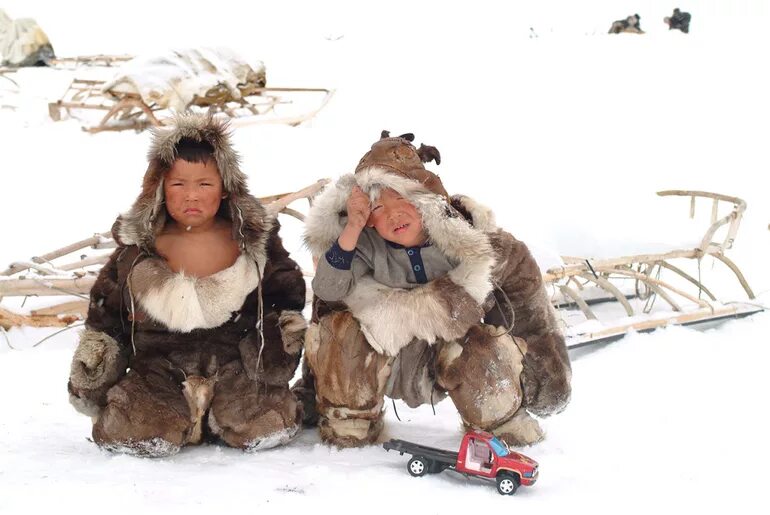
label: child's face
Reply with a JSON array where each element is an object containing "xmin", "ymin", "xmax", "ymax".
[
  {"xmin": 163, "ymin": 159, "xmax": 224, "ymax": 229},
  {"xmin": 368, "ymin": 188, "xmax": 426, "ymax": 247}
]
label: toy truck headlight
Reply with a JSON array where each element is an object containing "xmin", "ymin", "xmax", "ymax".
[{"xmin": 523, "ymin": 468, "xmax": 537, "ymax": 478}]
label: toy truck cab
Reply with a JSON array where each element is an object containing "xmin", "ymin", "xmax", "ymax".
[{"xmin": 456, "ymin": 431, "xmax": 539, "ymax": 493}]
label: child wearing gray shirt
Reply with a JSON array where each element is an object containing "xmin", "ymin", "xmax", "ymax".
[{"xmin": 312, "ymin": 185, "xmax": 457, "ymax": 302}]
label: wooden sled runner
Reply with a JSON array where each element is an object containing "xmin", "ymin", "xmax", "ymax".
[{"xmin": 0, "ymin": 188, "xmax": 764, "ymax": 348}]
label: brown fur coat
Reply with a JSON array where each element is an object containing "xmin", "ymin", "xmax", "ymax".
[
  {"xmin": 304, "ymin": 168, "xmax": 571, "ymax": 417},
  {"xmin": 68, "ymin": 115, "xmax": 306, "ymax": 417}
]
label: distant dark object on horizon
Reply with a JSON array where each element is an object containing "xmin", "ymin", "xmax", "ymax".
[
  {"xmin": 609, "ymin": 14, "xmax": 644, "ymax": 34},
  {"xmin": 664, "ymin": 8, "xmax": 691, "ymax": 33}
]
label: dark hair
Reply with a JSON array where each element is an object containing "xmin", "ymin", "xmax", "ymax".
[{"xmin": 175, "ymin": 137, "xmax": 216, "ymax": 164}]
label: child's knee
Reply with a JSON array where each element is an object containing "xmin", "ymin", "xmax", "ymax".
[
  {"xmin": 436, "ymin": 325, "xmax": 526, "ymax": 428},
  {"xmin": 92, "ymin": 371, "xmax": 191, "ymax": 456},
  {"xmin": 305, "ymin": 310, "xmax": 393, "ymax": 447},
  {"xmin": 305, "ymin": 311, "xmax": 393, "ymax": 411},
  {"xmin": 208, "ymin": 364, "xmax": 301, "ymax": 451}
]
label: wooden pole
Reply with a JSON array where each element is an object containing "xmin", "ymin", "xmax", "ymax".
[
  {"xmin": 31, "ymin": 300, "xmax": 89, "ymax": 317},
  {"xmin": 0, "ymin": 277, "xmax": 95, "ymax": 297},
  {"xmin": 571, "ymin": 305, "xmax": 741, "ymax": 344},
  {"xmin": 1, "ymin": 307, "xmax": 81, "ymax": 330},
  {"xmin": 264, "ymin": 179, "xmax": 330, "ymax": 215},
  {"xmin": 1, "ymin": 233, "xmax": 111, "ymax": 276},
  {"xmin": 558, "ymin": 284, "xmax": 597, "ymax": 320},
  {"xmin": 576, "ymin": 272, "xmax": 635, "ymax": 316},
  {"xmin": 543, "ymin": 249, "xmax": 699, "ymax": 282}
]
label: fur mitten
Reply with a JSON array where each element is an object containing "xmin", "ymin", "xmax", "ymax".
[
  {"xmin": 68, "ymin": 329, "xmax": 128, "ymax": 417},
  {"xmin": 278, "ymin": 310, "xmax": 306, "ymax": 355},
  {"xmin": 239, "ymin": 312, "xmax": 302, "ymax": 386}
]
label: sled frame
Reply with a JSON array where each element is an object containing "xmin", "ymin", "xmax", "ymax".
[
  {"xmin": 48, "ymin": 78, "xmax": 335, "ymax": 133},
  {"xmin": 544, "ymin": 191, "xmax": 761, "ymax": 347}
]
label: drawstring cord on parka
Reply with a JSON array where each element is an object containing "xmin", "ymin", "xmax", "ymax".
[
  {"xmin": 234, "ymin": 204, "xmax": 267, "ymax": 396},
  {"xmin": 126, "ymin": 249, "xmax": 147, "ymax": 357}
]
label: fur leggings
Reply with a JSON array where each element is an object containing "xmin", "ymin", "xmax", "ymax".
[{"xmin": 303, "ymin": 311, "xmax": 544, "ymax": 447}]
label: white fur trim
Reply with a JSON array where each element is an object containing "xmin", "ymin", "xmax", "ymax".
[
  {"xmin": 136, "ymin": 254, "xmax": 260, "ymax": 332},
  {"xmin": 68, "ymin": 394, "xmax": 101, "ymax": 420},
  {"xmin": 344, "ymin": 276, "xmax": 462, "ymax": 356},
  {"xmin": 304, "ymin": 174, "xmax": 356, "ymax": 257},
  {"xmin": 491, "ymin": 409, "xmax": 545, "ymax": 447},
  {"xmin": 244, "ymin": 425, "xmax": 300, "ymax": 451},
  {"xmin": 452, "ymin": 195, "xmax": 497, "ymax": 232},
  {"xmin": 99, "ymin": 438, "xmax": 181, "ymax": 458}
]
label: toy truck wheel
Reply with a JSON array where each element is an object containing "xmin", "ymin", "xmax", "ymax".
[
  {"xmin": 496, "ymin": 473, "xmax": 520, "ymax": 495},
  {"xmin": 408, "ymin": 456, "xmax": 429, "ymax": 477}
]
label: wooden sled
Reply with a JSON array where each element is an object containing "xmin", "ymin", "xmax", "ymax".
[
  {"xmin": 48, "ymin": 78, "xmax": 335, "ymax": 133},
  {"xmin": 544, "ymin": 190, "xmax": 763, "ymax": 349},
  {"xmin": 1, "ymin": 187, "xmax": 763, "ymax": 349}
]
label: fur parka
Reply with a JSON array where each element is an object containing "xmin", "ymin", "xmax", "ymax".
[
  {"xmin": 67, "ymin": 114, "xmax": 306, "ymax": 455},
  {"xmin": 304, "ymin": 138, "xmax": 571, "ymax": 420}
]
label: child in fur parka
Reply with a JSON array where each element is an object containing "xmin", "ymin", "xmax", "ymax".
[
  {"xmin": 67, "ymin": 114, "xmax": 307, "ymax": 457},
  {"xmin": 298, "ymin": 131, "xmax": 572, "ymax": 448}
]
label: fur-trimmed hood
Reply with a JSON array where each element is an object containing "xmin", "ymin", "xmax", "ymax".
[
  {"xmin": 305, "ymin": 168, "xmax": 499, "ymax": 300},
  {"xmin": 112, "ymin": 113, "xmax": 273, "ymax": 266},
  {"xmin": 305, "ymin": 167, "xmax": 500, "ymax": 355}
]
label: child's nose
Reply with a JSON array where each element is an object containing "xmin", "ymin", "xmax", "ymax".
[{"xmin": 184, "ymin": 186, "xmax": 200, "ymax": 201}]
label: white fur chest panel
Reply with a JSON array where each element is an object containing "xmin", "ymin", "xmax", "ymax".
[{"xmin": 132, "ymin": 254, "xmax": 261, "ymax": 333}]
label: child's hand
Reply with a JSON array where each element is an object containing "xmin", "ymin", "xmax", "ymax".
[
  {"xmin": 338, "ymin": 186, "xmax": 370, "ymax": 251},
  {"xmin": 345, "ymin": 186, "xmax": 371, "ymax": 230}
]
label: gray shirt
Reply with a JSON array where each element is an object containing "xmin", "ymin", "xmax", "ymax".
[{"xmin": 312, "ymin": 228, "xmax": 457, "ymax": 302}]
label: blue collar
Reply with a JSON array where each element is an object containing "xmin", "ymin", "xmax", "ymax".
[{"xmin": 385, "ymin": 240, "xmax": 432, "ymax": 250}]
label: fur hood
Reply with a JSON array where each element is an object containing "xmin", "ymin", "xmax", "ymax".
[
  {"xmin": 305, "ymin": 167, "xmax": 500, "ymax": 355},
  {"xmin": 305, "ymin": 168, "xmax": 499, "ymax": 303},
  {"xmin": 112, "ymin": 113, "xmax": 273, "ymax": 267}
]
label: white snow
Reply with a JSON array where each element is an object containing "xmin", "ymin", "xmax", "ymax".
[{"xmin": 1, "ymin": 1, "xmax": 769, "ymax": 513}]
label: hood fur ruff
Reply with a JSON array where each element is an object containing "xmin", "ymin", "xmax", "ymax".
[
  {"xmin": 112, "ymin": 113, "xmax": 273, "ymax": 270},
  {"xmin": 305, "ymin": 167, "xmax": 499, "ymax": 355},
  {"xmin": 111, "ymin": 114, "xmax": 272, "ymax": 333}
]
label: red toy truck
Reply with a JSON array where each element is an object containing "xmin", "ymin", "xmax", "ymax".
[{"xmin": 383, "ymin": 431, "xmax": 539, "ymax": 495}]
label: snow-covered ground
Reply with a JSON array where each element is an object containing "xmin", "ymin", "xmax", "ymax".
[{"xmin": 1, "ymin": 1, "xmax": 769, "ymax": 513}]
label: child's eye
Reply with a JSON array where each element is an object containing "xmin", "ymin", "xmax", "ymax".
[{"xmin": 371, "ymin": 205, "xmax": 382, "ymax": 211}]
